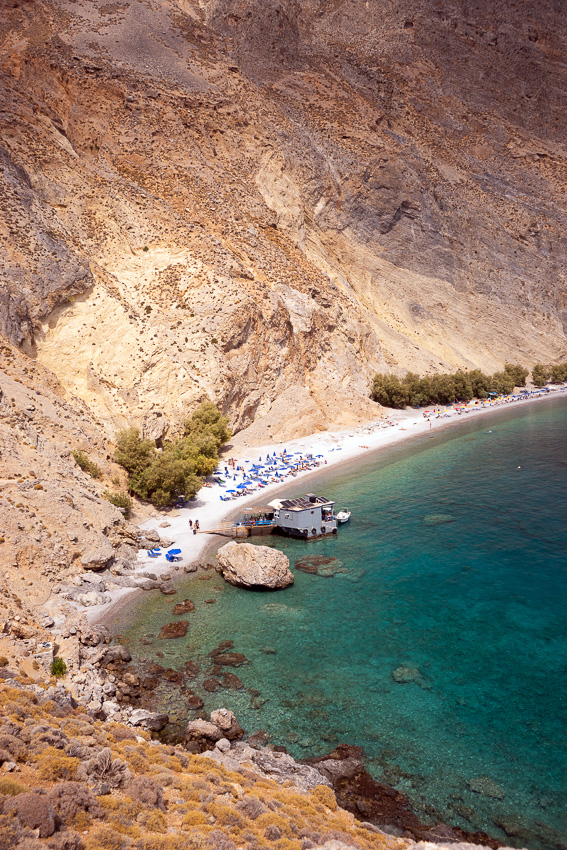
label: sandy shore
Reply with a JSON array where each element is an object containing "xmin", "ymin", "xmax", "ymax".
[{"xmin": 88, "ymin": 387, "xmax": 567, "ymax": 627}]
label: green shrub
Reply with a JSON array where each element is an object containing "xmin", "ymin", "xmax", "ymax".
[
  {"xmin": 115, "ymin": 402, "xmax": 231, "ymax": 508},
  {"xmin": 72, "ymin": 451, "xmax": 102, "ymax": 479},
  {"xmin": 51, "ymin": 657, "xmax": 67, "ymax": 678},
  {"xmin": 104, "ymin": 491, "xmax": 133, "ymax": 516}
]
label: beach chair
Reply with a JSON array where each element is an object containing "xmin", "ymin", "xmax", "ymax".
[{"xmin": 147, "ymin": 550, "xmax": 160, "ymax": 558}]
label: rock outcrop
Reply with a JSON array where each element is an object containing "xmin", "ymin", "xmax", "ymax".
[
  {"xmin": 1, "ymin": 0, "xmax": 566, "ymax": 447},
  {"xmin": 216, "ymin": 541, "xmax": 294, "ymax": 589}
]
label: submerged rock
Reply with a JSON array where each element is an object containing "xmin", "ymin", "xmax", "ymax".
[
  {"xmin": 260, "ymin": 602, "xmax": 303, "ymax": 618},
  {"xmin": 422, "ymin": 513, "xmax": 455, "ymax": 526},
  {"xmin": 468, "ymin": 776, "xmax": 506, "ymax": 799},
  {"xmin": 217, "ymin": 541, "xmax": 294, "ymax": 589},
  {"xmin": 222, "ymin": 672, "xmax": 244, "ymax": 689},
  {"xmin": 392, "ymin": 665, "xmax": 421, "ymax": 684},
  {"xmin": 213, "ymin": 651, "xmax": 248, "ymax": 667},
  {"xmin": 173, "ymin": 599, "xmax": 195, "ymax": 614},
  {"xmin": 158, "ymin": 621, "xmax": 189, "ymax": 640},
  {"xmin": 185, "ymin": 693, "xmax": 204, "ymax": 710}
]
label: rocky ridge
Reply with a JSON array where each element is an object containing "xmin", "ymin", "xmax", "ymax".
[
  {"xmin": 0, "ymin": 665, "xmax": 531, "ymax": 850},
  {"xmin": 1, "ymin": 0, "xmax": 567, "ymax": 444}
]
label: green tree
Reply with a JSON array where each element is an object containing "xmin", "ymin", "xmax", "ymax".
[
  {"xmin": 115, "ymin": 428, "xmax": 156, "ymax": 475},
  {"xmin": 370, "ymin": 363, "xmax": 530, "ymax": 408},
  {"xmin": 531, "ymin": 363, "xmax": 551, "ymax": 387},
  {"xmin": 550, "ymin": 362, "xmax": 567, "ymax": 383},
  {"xmin": 184, "ymin": 400, "xmax": 231, "ymax": 447},
  {"xmin": 489, "ymin": 371, "xmax": 515, "ymax": 396},
  {"xmin": 376, "ymin": 374, "xmax": 411, "ymax": 408},
  {"xmin": 504, "ymin": 363, "xmax": 529, "ymax": 387},
  {"xmin": 115, "ymin": 402, "xmax": 230, "ymax": 507},
  {"xmin": 51, "ymin": 658, "xmax": 67, "ymax": 678}
]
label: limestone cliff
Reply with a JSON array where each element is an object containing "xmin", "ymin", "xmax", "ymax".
[{"xmin": 1, "ymin": 0, "xmax": 566, "ymax": 442}]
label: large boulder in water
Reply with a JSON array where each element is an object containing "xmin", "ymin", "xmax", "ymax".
[{"xmin": 216, "ymin": 541, "xmax": 294, "ymax": 589}]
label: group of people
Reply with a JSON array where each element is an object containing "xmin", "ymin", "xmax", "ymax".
[{"xmin": 188, "ymin": 518, "xmax": 200, "ymax": 534}]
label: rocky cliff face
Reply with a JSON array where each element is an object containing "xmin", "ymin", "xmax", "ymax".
[{"xmin": 1, "ymin": 0, "xmax": 566, "ymax": 442}]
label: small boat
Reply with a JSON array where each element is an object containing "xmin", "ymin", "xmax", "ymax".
[{"xmin": 336, "ymin": 508, "xmax": 351, "ymax": 524}]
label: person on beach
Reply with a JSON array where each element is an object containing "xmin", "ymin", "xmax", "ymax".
[
  {"xmin": 195, "ymin": 519, "xmax": 200, "ymax": 531},
  {"xmin": 188, "ymin": 519, "xmax": 193, "ymax": 528}
]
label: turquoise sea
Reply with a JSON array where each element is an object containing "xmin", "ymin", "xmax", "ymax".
[{"xmin": 117, "ymin": 398, "xmax": 567, "ymax": 849}]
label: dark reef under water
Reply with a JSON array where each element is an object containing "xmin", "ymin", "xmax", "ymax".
[{"xmin": 116, "ymin": 397, "xmax": 567, "ymax": 850}]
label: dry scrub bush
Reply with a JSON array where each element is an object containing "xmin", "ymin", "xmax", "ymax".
[
  {"xmin": 0, "ymin": 778, "xmax": 27, "ymax": 796},
  {"xmin": 84, "ymin": 825, "xmax": 131, "ymax": 850},
  {"xmin": 206, "ymin": 799, "xmax": 245, "ymax": 829},
  {"xmin": 181, "ymin": 809, "xmax": 208, "ymax": 828},
  {"xmin": 255, "ymin": 811, "xmax": 294, "ymax": 839},
  {"xmin": 137, "ymin": 809, "xmax": 167, "ymax": 833},
  {"xmin": 36, "ymin": 746, "xmax": 79, "ymax": 781},
  {"xmin": 108, "ymin": 724, "xmax": 137, "ymax": 742},
  {"xmin": 121, "ymin": 745, "xmax": 150, "ymax": 774},
  {"xmin": 138, "ymin": 836, "xmax": 199, "ymax": 850},
  {"xmin": 312, "ymin": 784, "xmax": 338, "ymax": 811},
  {"xmin": 99, "ymin": 794, "xmax": 142, "ymax": 821},
  {"xmin": 128, "ymin": 775, "xmax": 165, "ymax": 810}
]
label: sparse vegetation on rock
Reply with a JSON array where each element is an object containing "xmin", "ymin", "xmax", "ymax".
[
  {"xmin": 104, "ymin": 491, "xmax": 133, "ymax": 517},
  {"xmin": 72, "ymin": 451, "xmax": 102, "ymax": 479},
  {"xmin": 51, "ymin": 658, "xmax": 67, "ymax": 679},
  {"xmin": 0, "ymin": 682, "xmax": 410, "ymax": 850}
]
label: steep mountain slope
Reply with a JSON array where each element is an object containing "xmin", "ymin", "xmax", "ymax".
[{"xmin": 1, "ymin": 0, "xmax": 566, "ymax": 441}]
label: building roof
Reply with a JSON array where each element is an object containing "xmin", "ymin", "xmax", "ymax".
[{"xmin": 277, "ymin": 495, "xmax": 334, "ymax": 511}]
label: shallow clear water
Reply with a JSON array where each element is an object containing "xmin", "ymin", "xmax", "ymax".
[{"xmin": 117, "ymin": 398, "xmax": 567, "ymax": 849}]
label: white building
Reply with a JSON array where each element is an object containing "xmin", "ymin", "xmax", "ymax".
[{"xmin": 268, "ymin": 494, "xmax": 337, "ymax": 539}]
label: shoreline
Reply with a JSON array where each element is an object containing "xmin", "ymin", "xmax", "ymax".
[{"xmin": 89, "ymin": 387, "xmax": 567, "ymax": 629}]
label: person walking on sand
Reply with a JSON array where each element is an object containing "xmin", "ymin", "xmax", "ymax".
[
  {"xmin": 195, "ymin": 519, "xmax": 200, "ymax": 531},
  {"xmin": 188, "ymin": 518, "xmax": 193, "ymax": 528}
]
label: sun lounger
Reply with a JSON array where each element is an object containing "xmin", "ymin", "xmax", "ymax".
[
  {"xmin": 165, "ymin": 552, "xmax": 182, "ymax": 562},
  {"xmin": 147, "ymin": 550, "xmax": 160, "ymax": 558}
]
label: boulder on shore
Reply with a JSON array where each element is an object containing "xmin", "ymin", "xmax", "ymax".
[
  {"xmin": 210, "ymin": 708, "xmax": 244, "ymax": 740},
  {"xmin": 186, "ymin": 719, "xmax": 222, "ymax": 746},
  {"xmin": 216, "ymin": 541, "xmax": 294, "ymax": 589},
  {"xmin": 129, "ymin": 709, "xmax": 169, "ymax": 732},
  {"xmin": 81, "ymin": 539, "xmax": 114, "ymax": 571}
]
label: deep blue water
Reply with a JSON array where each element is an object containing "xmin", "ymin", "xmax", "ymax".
[{"xmin": 117, "ymin": 398, "xmax": 567, "ymax": 849}]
